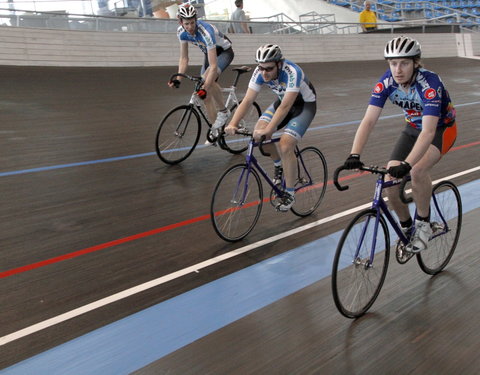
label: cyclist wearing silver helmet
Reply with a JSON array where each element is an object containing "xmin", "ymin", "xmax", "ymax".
[
  {"xmin": 225, "ymin": 44, "xmax": 317, "ymax": 212},
  {"xmin": 343, "ymin": 36, "xmax": 457, "ymax": 252},
  {"xmin": 168, "ymin": 3, "xmax": 234, "ymax": 133}
]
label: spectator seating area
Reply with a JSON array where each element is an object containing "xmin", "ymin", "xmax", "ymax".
[{"xmin": 328, "ymin": 0, "xmax": 480, "ymax": 29}]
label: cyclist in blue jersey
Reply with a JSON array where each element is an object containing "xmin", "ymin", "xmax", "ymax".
[
  {"xmin": 343, "ymin": 36, "xmax": 457, "ymax": 252},
  {"xmin": 225, "ymin": 44, "xmax": 317, "ymax": 212},
  {"xmin": 167, "ymin": 3, "xmax": 235, "ymax": 137}
]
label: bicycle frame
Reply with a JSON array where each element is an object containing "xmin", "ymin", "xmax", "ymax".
[
  {"xmin": 233, "ymin": 136, "xmax": 314, "ymax": 205},
  {"xmin": 354, "ymin": 173, "xmax": 451, "ymax": 266}
]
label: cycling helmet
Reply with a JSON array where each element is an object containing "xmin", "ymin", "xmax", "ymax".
[
  {"xmin": 255, "ymin": 44, "xmax": 283, "ymax": 63},
  {"xmin": 384, "ymin": 36, "xmax": 421, "ymax": 59},
  {"xmin": 177, "ymin": 3, "xmax": 196, "ymax": 19}
]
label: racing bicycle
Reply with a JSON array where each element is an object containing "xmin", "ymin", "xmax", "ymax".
[
  {"xmin": 155, "ymin": 66, "xmax": 261, "ymax": 164},
  {"xmin": 331, "ymin": 165, "xmax": 462, "ymax": 318},
  {"xmin": 211, "ymin": 131, "xmax": 328, "ymax": 242}
]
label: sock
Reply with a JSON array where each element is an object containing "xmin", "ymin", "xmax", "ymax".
[
  {"xmin": 286, "ymin": 187, "xmax": 295, "ymax": 196},
  {"xmin": 400, "ymin": 217, "xmax": 413, "ymax": 228},
  {"xmin": 416, "ymin": 214, "xmax": 430, "ymax": 223},
  {"xmin": 273, "ymin": 159, "xmax": 282, "ymax": 167}
]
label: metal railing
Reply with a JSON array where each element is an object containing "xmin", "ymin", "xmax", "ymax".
[{"xmin": 0, "ymin": 7, "xmax": 477, "ymax": 34}]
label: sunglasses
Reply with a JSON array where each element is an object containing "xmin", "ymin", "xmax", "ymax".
[{"xmin": 257, "ymin": 65, "xmax": 276, "ymax": 72}]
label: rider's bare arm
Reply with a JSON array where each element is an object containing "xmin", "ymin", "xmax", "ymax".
[
  {"xmin": 225, "ymin": 88, "xmax": 258, "ymax": 134},
  {"xmin": 404, "ymin": 115, "xmax": 438, "ymax": 166},
  {"xmin": 265, "ymin": 91, "xmax": 298, "ymax": 135},
  {"xmin": 351, "ymin": 104, "xmax": 383, "ymax": 155},
  {"xmin": 203, "ymin": 48, "xmax": 219, "ymax": 90}
]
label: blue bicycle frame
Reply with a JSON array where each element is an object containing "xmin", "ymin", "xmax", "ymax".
[
  {"xmin": 234, "ymin": 136, "xmax": 313, "ymax": 204},
  {"xmin": 354, "ymin": 172, "xmax": 450, "ymax": 266}
]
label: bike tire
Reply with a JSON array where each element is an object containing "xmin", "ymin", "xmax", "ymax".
[
  {"xmin": 290, "ymin": 146, "xmax": 328, "ymax": 217},
  {"xmin": 332, "ymin": 209, "xmax": 390, "ymax": 318},
  {"xmin": 211, "ymin": 164, "xmax": 263, "ymax": 242},
  {"xmin": 417, "ymin": 180, "xmax": 462, "ymax": 275},
  {"xmin": 155, "ymin": 105, "xmax": 201, "ymax": 165},
  {"xmin": 218, "ymin": 101, "xmax": 261, "ymax": 154}
]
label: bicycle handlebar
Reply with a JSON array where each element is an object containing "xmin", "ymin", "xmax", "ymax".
[
  {"xmin": 334, "ymin": 165, "xmax": 413, "ymax": 203},
  {"xmin": 169, "ymin": 73, "xmax": 204, "ymax": 89},
  {"xmin": 333, "ymin": 165, "xmax": 388, "ymax": 191}
]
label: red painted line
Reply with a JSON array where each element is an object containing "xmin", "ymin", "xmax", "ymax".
[
  {"xmin": 1, "ymin": 141, "xmax": 478, "ymax": 279},
  {"xmin": 0, "ymin": 214, "xmax": 210, "ymax": 279}
]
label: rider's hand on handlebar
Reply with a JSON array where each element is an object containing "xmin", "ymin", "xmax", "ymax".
[
  {"xmin": 344, "ymin": 154, "xmax": 364, "ymax": 170},
  {"xmin": 253, "ymin": 128, "xmax": 271, "ymax": 142},
  {"xmin": 168, "ymin": 79, "xmax": 181, "ymax": 88},
  {"xmin": 388, "ymin": 161, "xmax": 411, "ymax": 178},
  {"xmin": 224, "ymin": 124, "xmax": 237, "ymax": 136}
]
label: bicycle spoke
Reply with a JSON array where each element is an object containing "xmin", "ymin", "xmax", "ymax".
[
  {"xmin": 155, "ymin": 105, "xmax": 201, "ymax": 164},
  {"xmin": 332, "ymin": 209, "xmax": 390, "ymax": 318},
  {"xmin": 291, "ymin": 147, "xmax": 327, "ymax": 217},
  {"xmin": 417, "ymin": 181, "xmax": 462, "ymax": 275},
  {"xmin": 211, "ymin": 164, "xmax": 263, "ymax": 242}
]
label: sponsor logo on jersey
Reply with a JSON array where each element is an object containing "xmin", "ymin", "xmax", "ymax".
[
  {"xmin": 424, "ymin": 88, "xmax": 436, "ymax": 100},
  {"xmin": 393, "ymin": 100, "xmax": 422, "ymax": 111},
  {"xmin": 373, "ymin": 82, "xmax": 384, "ymax": 93}
]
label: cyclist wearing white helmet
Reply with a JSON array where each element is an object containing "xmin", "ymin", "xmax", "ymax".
[
  {"xmin": 225, "ymin": 44, "xmax": 317, "ymax": 212},
  {"xmin": 168, "ymin": 3, "xmax": 234, "ymax": 135},
  {"xmin": 343, "ymin": 36, "xmax": 457, "ymax": 252}
]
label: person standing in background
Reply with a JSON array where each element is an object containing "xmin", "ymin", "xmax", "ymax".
[
  {"xmin": 230, "ymin": 0, "xmax": 250, "ymax": 33},
  {"xmin": 359, "ymin": 0, "xmax": 377, "ymax": 32}
]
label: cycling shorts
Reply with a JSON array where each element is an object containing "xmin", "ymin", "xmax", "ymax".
[
  {"xmin": 201, "ymin": 47, "xmax": 234, "ymax": 76},
  {"xmin": 390, "ymin": 122, "xmax": 457, "ymax": 161},
  {"xmin": 259, "ymin": 100, "xmax": 316, "ymax": 141}
]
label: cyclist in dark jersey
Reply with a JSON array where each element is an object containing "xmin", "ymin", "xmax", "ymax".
[
  {"xmin": 167, "ymin": 3, "xmax": 234, "ymax": 133},
  {"xmin": 343, "ymin": 36, "xmax": 457, "ymax": 252},
  {"xmin": 225, "ymin": 44, "xmax": 317, "ymax": 212}
]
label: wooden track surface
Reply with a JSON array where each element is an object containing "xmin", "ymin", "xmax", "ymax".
[{"xmin": 1, "ymin": 57, "xmax": 479, "ymax": 371}]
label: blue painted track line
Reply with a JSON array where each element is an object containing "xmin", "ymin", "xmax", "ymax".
[
  {"xmin": 2, "ymin": 179, "xmax": 479, "ymax": 375},
  {"xmin": 2, "ymin": 100, "xmax": 478, "ymax": 178}
]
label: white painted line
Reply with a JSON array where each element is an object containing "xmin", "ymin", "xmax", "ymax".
[{"xmin": 1, "ymin": 166, "xmax": 479, "ymax": 346}]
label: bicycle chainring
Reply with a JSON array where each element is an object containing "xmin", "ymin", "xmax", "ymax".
[{"xmin": 395, "ymin": 240, "xmax": 415, "ymax": 264}]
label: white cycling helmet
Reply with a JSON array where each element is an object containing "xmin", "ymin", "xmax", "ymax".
[
  {"xmin": 384, "ymin": 36, "xmax": 421, "ymax": 59},
  {"xmin": 255, "ymin": 44, "xmax": 283, "ymax": 63},
  {"xmin": 177, "ymin": 3, "xmax": 196, "ymax": 19}
]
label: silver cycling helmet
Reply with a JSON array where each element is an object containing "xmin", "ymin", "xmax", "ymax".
[
  {"xmin": 255, "ymin": 44, "xmax": 283, "ymax": 63},
  {"xmin": 177, "ymin": 3, "xmax": 196, "ymax": 19},
  {"xmin": 384, "ymin": 36, "xmax": 421, "ymax": 59}
]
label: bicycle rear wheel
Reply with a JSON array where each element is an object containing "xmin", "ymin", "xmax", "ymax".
[
  {"xmin": 211, "ymin": 164, "xmax": 263, "ymax": 242},
  {"xmin": 417, "ymin": 180, "xmax": 462, "ymax": 275},
  {"xmin": 155, "ymin": 105, "xmax": 201, "ymax": 164},
  {"xmin": 218, "ymin": 101, "xmax": 261, "ymax": 154},
  {"xmin": 290, "ymin": 146, "xmax": 328, "ymax": 217},
  {"xmin": 332, "ymin": 209, "xmax": 390, "ymax": 318}
]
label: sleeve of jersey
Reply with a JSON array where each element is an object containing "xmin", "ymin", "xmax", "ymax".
[
  {"xmin": 285, "ymin": 66, "xmax": 301, "ymax": 93},
  {"xmin": 248, "ymin": 70, "xmax": 263, "ymax": 92},
  {"xmin": 199, "ymin": 23, "xmax": 217, "ymax": 50},
  {"xmin": 177, "ymin": 28, "xmax": 187, "ymax": 43},
  {"xmin": 420, "ymin": 76, "xmax": 442, "ymax": 117},
  {"xmin": 368, "ymin": 73, "xmax": 389, "ymax": 108}
]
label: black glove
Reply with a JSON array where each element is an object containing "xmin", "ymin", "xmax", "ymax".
[
  {"xmin": 388, "ymin": 161, "xmax": 412, "ymax": 178},
  {"xmin": 171, "ymin": 79, "xmax": 181, "ymax": 88},
  {"xmin": 344, "ymin": 154, "xmax": 364, "ymax": 170}
]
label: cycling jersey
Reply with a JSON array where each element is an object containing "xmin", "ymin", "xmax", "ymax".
[
  {"xmin": 177, "ymin": 20, "xmax": 232, "ymax": 55},
  {"xmin": 248, "ymin": 59, "xmax": 316, "ymax": 103},
  {"xmin": 369, "ymin": 68, "xmax": 456, "ymax": 130}
]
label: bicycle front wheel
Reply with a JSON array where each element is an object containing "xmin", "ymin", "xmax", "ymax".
[
  {"xmin": 417, "ymin": 180, "xmax": 462, "ymax": 275},
  {"xmin": 211, "ymin": 164, "xmax": 263, "ymax": 242},
  {"xmin": 155, "ymin": 105, "xmax": 201, "ymax": 164},
  {"xmin": 332, "ymin": 209, "xmax": 390, "ymax": 318},
  {"xmin": 291, "ymin": 146, "xmax": 328, "ymax": 217},
  {"xmin": 219, "ymin": 101, "xmax": 261, "ymax": 154}
]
